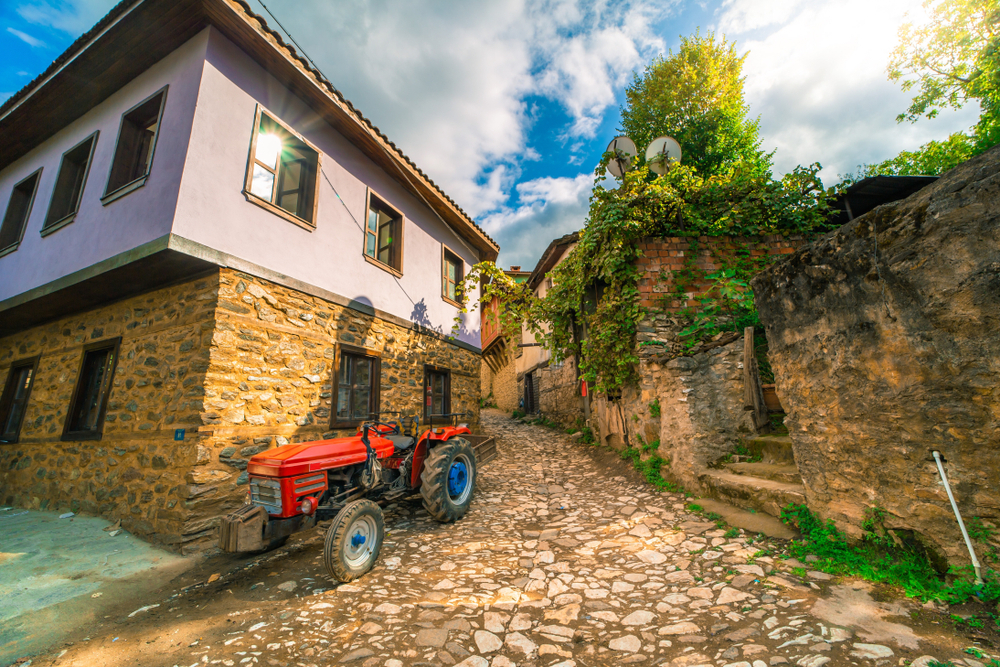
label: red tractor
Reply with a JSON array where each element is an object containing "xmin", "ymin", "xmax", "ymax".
[{"xmin": 219, "ymin": 413, "xmax": 495, "ymax": 581}]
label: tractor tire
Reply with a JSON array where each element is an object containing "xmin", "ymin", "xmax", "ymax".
[
  {"xmin": 323, "ymin": 499, "xmax": 384, "ymax": 582},
  {"xmin": 420, "ymin": 437, "xmax": 476, "ymax": 523}
]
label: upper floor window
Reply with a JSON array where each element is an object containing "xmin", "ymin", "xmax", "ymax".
[
  {"xmin": 43, "ymin": 132, "xmax": 98, "ymax": 236},
  {"xmin": 63, "ymin": 338, "xmax": 120, "ymax": 441},
  {"xmin": 244, "ymin": 108, "xmax": 320, "ymax": 230},
  {"xmin": 103, "ymin": 87, "xmax": 167, "ymax": 202},
  {"xmin": 364, "ymin": 192, "xmax": 403, "ymax": 274},
  {"xmin": 442, "ymin": 246, "xmax": 464, "ymax": 306},
  {"xmin": 0, "ymin": 169, "xmax": 41, "ymax": 257},
  {"xmin": 0, "ymin": 356, "xmax": 39, "ymax": 443}
]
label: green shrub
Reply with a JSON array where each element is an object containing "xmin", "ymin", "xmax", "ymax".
[
  {"xmin": 780, "ymin": 503, "xmax": 1000, "ymax": 605},
  {"xmin": 649, "ymin": 399, "xmax": 661, "ymax": 418},
  {"xmin": 512, "ymin": 409, "xmax": 525, "ymax": 419}
]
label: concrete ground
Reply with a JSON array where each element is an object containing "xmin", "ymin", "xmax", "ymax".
[
  {"xmin": 0, "ymin": 508, "xmax": 191, "ymax": 665},
  {"xmin": 6, "ymin": 410, "xmax": 997, "ymax": 667}
]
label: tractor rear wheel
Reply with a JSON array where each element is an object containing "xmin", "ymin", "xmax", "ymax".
[
  {"xmin": 420, "ymin": 437, "xmax": 476, "ymax": 522},
  {"xmin": 323, "ymin": 499, "xmax": 384, "ymax": 582}
]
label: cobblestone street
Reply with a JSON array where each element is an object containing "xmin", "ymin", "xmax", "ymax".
[{"xmin": 33, "ymin": 411, "xmax": 984, "ymax": 667}]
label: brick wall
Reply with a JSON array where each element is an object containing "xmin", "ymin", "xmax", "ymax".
[{"xmin": 636, "ymin": 235, "xmax": 808, "ymax": 311}]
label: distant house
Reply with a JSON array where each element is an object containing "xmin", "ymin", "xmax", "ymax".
[
  {"xmin": 0, "ymin": 0, "xmax": 498, "ymax": 551},
  {"xmin": 479, "ymin": 233, "xmax": 585, "ymax": 426}
]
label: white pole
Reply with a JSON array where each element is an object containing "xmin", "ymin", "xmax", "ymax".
[{"xmin": 932, "ymin": 450, "xmax": 983, "ymax": 586}]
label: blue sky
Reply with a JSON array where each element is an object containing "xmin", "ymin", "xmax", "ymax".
[{"xmin": 1, "ymin": 0, "xmax": 979, "ymax": 271}]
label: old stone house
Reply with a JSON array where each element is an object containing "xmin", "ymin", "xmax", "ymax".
[
  {"xmin": 0, "ymin": 0, "xmax": 498, "ymax": 552},
  {"xmin": 479, "ymin": 267, "xmax": 529, "ymax": 413}
]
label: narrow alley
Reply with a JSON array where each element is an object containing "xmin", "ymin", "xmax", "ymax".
[{"xmin": 29, "ymin": 412, "xmax": 981, "ymax": 667}]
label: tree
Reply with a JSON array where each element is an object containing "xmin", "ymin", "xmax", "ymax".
[
  {"xmin": 888, "ymin": 0, "xmax": 1000, "ymax": 151},
  {"xmin": 840, "ymin": 131, "xmax": 977, "ymax": 185},
  {"xmin": 620, "ymin": 32, "xmax": 772, "ymax": 179}
]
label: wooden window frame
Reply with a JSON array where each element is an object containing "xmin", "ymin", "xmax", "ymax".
[
  {"xmin": 441, "ymin": 243, "xmax": 465, "ymax": 307},
  {"xmin": 423, "ymin": 364, "xmax": 451, "ymax": 424},
  {"xmin": 0, "ymin": 168, "xmax": 42, "ymax": 258},
  {"xmin": 362, "ymin": 188, "xmax": 404, "ymax": 277},
  {"xmin": 62, "ymin": 337, "xmax": 121, "ymax": 441},
  {"xmin": 0, "ymin": 355, "xmax": 40, "ymax": 444},
  {"xmin": 101, "ymin": 85, "xmax": 169, "ymax": 205},
  {"xmin": 330, "ymin": 344, "xmax": 381, "ymax": 429},
  {"xmin": 242, "ymin": 105, "xmax": 321, "ymax": 231},
  {"xmin": 42, "ymin": 131, "xmax": 99, "ymax": 237}
]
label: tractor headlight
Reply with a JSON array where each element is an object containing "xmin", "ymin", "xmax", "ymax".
[{"xmin": 299, "ymin": 496, "xmax": 316, "ymax": 515}]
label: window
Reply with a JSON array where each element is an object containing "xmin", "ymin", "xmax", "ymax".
[
  {"xmin": 43, "ymin": 132, "xmax": 98, "ymax": 235},
  {"xmin": 63, "ymin": 339, "xmax": 120, "ymax": 440},
  {"xmin": 442, "ymin": 246, "xmax": 464, "ymax": 305},
  {"xmin": 332, "ymin": 346, "xmax": 380, "ymax": 427},
  {"xmin": 0, "ymin": 169, "xmax": 41, "ymax": 256},
  {"xmin": 244, "ymin": 108, "xmax": 319, "ymax": 229},
  {"xmin": 104, "ymin": 87, "xmax": 167, "ymax": 201},
  {"xmin": 0, "ymin": 357, "xmax": 39, "ymax": 443},
  {"xmin": 364, "ymin": 192, "xmax": 403, "ymax": 273},
  {"xmin": 424, "ymin": 366, "xmax": 451, "ymax": 423}
]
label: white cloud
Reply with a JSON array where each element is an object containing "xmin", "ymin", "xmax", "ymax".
[
  {"xmin": 15, "ymin": 0, "xmax": 112, "ymax": 35},
  {"xmin": 480, "ymin": 173, "xmax": 593, "ymax": 268},
  {"xmin": 7, "ymin": 27, "xmax": 46, "ymax": 48},
  {"xmin": 715, "ymin": 0, "xmax": 980, "ymax": 183},
  {"xmin": 247, "ymin": 0, "xmax": 669, "ymax": 216}
]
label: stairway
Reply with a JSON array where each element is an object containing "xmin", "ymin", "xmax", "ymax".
[{"xmin": 698, "ymin": 434, "xmax": 806, "ymax": 520}]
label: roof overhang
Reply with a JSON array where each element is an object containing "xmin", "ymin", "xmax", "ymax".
[
  {"xmin": 0, "ymin": 0, "xmax": 498, "ymax": 261},
  {"xmin": 527, "ymin": 231, "xmax": 579, "ymax": 290},
  {"xmin": 830, "ymin": 175, "xmax": 939, "ymax": 227}
]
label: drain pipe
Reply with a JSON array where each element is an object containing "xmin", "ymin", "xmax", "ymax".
[{"xmin": 932, "ymin": 450, "xmax": 983, "ymax": 586}]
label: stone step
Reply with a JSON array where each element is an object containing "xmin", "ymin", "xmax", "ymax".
[
  {"xmin": 698, "ymin": 469, "xmax": 807, "ymax": 519},
  {"xmin": 691, "ymin": 498, "xmax": 798, "ymax": 540},
  {"xmin": 722, "ymin": 462, "xmax": 802, "ymax": 485},
  {"xmin": 744, "ymin": 434, "xmax": 795, "ymax": 464}
]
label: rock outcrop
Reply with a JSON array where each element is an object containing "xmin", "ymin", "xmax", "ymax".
[{"xmin": 752, "ymin": 145, "xmax": 1000, "ymax": 565}]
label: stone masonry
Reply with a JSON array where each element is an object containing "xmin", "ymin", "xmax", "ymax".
[
  {"xmin": 0, "ymin": 268, "xmax": 482, "ymax": 552},
  {"xmin": 752, "ymin": 145, "xmax": 1000, "ymax": 566}
]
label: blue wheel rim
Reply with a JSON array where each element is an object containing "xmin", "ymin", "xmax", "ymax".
[{"xmin": 448, "ymin": 460, "xmax": 468, "ymax": 498}]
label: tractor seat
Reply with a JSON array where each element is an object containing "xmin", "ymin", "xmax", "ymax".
[{"xmin": 385, "ymin": 435, "xmax": 416, "ymax": 452}]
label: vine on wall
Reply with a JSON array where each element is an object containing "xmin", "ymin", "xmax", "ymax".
[{"xmin": 456, "ymin": 154, "xmax": 835, "ymax": 396}]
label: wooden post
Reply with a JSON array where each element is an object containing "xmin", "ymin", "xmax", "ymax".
[{"xmin": 743, "ymin": 327, "xmax": 771, "ymax": 432}]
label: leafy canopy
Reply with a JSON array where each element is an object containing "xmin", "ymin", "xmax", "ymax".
[{"xmin": 620, "ymin": 31, "xmax": 773, "ymax": 178}]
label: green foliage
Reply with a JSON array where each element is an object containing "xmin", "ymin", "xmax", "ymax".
[
  {"xmin": 687, "ymin": 503, "xmax": 704, "ymax": 512},
  {"xmin": 678, "ymin": 269, "xmax": 755, "ymax": 344},
  {"xmin": 618, "ymin": 446, "xmax": 680, "ymax": 491},
  {"xmin": 641, "ymin": 438, "xmax": 660, "ymax": 454},
  {"xmin": 968, "ymin": 516, "xmax": 996, "ymax": 542},
  {"xmin": 928, "ymin": 661, "xmax": 957, "ymax": 667},
  {"xmin": 579, "ymin": 427, "xmax": 596, "ymax": 445},
  {"xmin": 621, "ymin": 31, "xmax": 772, "ymax": 178},
  {"xmin": 649, "ymin": 398, "xmax": 661, "ymax": 418},
  {"xmin": 888, "ymin": 0, "xmax": 1000, "ymax": 151},
  {"xmin": 724, "ymin": 527, "xmax": 740, "ymax": 539},
  {"xmin": 781, "ymin": 503, "xmax": 1000, "ymax": 605},
  {"xmin": 511, "ymin": 409, "xmax": 525, "ymax": 420}
]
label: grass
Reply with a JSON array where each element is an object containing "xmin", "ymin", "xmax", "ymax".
[
  {"xmin": 780, "ymin": 503, "xmax": 1000, "ymax": 607},
  {"xmin": 618, "ymin": 444, "xmax": 681, "ymax": 492}
]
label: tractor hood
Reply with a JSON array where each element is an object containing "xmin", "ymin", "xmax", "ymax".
[{"xmin": 247, "ymin": 435, "xmax": 395, "ymax": 477}]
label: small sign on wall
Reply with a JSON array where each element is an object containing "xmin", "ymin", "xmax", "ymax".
[{"xmin": 174, "ymin": 429, "xmax": 185, "ymax": 441}]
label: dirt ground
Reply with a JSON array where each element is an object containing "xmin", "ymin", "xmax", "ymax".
[{"xmin": 4, "ymin": 411, "xmax": 998, "ymax": 667}]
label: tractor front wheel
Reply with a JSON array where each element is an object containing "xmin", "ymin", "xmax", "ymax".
[
  {"xmin": 323, "ymin": 499, "xmax": 384, "ymax": 582},
  {"xmin": 420, "ymin": 437, "xmax": 476, "ymax": 522}
]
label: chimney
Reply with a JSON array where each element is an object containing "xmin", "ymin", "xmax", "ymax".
[{"xmin": 510, "ymin": 265, "xmax": 521, "ymax": 271}]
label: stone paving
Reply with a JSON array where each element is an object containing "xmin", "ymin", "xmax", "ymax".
[{"xmin": 39, "ymin": 410, "xmax": 988, "ymax": 667}]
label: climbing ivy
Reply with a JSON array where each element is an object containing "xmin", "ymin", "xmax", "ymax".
[{"xmin": 456, "ymin": 153, "xmax": 835, "ymax": 396}]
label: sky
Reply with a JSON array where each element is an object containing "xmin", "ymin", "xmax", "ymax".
[{"xmin": 0, "ymin": 0, "xmax": 981, "ymax": 271}]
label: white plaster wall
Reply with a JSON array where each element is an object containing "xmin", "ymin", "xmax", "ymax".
[
  {"xmin": 0, "ymin": 31, "xmax": 208, "ymax": 301},
  {"xmin": 172, "ymin": 28, "xmax": 480, "ymax": 346}
]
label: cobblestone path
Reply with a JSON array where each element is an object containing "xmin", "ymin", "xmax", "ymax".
[{"xmin": 41, "ymin": 411, "xmax": 981, "ymax": 667}]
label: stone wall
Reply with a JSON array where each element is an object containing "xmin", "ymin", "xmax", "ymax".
[
  {"xmin": 595, "ymin": 336, "xmax": 752, "ymax": 489},
  {"xmin": 751, "ymin": 145, "xmax": 1000, "ymax": 566},
  {"xmin": 0, "ymin": 274, "xmax": 217, "ymax": 547},
  {"xmin": 536, "ymin": 356, "xmax": 583, "ymax": 428},
  {"xmin": 0, "ymin": 268, "xmax": 483, "ymax": 552},
  {"xmin": 481, "ymin": 356, "xmax": 518, "ymax": 413}
]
